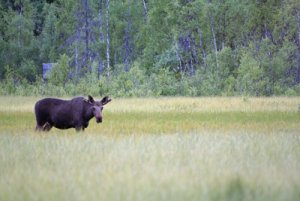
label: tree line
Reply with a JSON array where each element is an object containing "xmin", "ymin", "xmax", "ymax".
[{"xmin": 0, "ymin": 0, "xmax": 300, "ymax": 96}]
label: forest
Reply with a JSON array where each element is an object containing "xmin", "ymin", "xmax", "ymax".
[{"xmin": 0, "ymin": 0, "xmax": 300, "ymax": 97}]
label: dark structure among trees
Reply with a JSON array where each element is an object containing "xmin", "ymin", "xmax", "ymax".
[{"xmin": 42, "ymin": 63, "xmax": 53, "ymax": 79}]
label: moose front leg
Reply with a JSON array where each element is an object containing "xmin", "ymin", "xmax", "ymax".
[
  {"xmin": 74, "ymin": 121, "xmax": 87, "ymax": 132},
  {"xmin": 75, "ymin": 126, "xmax": 84, "ymax": 132},
  {"xmin": 76, "ymin": 122, "xmax": 89, "ymax": 132}
]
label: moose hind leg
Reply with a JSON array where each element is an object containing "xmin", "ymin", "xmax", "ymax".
[
  {"xmin": 35, "ymin": 124, "xmax": 43, "ymax": 131},
  {"xmin": 42, "ymin": 122, "xmax": 52, "ymax": 131}
]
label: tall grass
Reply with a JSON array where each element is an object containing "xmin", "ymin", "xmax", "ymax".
[
  {"xmin": 0, "ymin": 97, "xmax": 300, "ymax": 201},
  {"xmin": 0, "ymin": 96, "xmax": 299, "ymax": 113}
]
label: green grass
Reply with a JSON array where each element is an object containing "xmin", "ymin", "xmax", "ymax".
[{"xmin": 0, "ymin": 96, "xmax": 300, "ymax": 201}]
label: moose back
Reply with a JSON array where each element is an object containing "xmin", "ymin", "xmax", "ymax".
[{"xmin": 35, "ymin": 96, "xmax": 111, "ymax": 131}]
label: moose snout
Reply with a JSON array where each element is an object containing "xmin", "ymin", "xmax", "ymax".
[{"xmin": 96, "ymin": 117, "xmax": 102, "ymax": 123}]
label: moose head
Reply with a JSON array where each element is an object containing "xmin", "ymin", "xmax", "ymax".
[{"xmin": 86, "ymin": 95, "xmax": 112, "ymax": 123}]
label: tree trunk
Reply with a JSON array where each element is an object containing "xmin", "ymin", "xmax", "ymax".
[
  {"xmin": 297, "ymin": 12, "xmax": 300, "ymax": 83},
  {"xmin": 99, "ymin": 0, "xmax": 104, "ymax": 42},
  {"xmin": 124, "ymin": 4, "xmax": 132, "ymax": 72},
  {"xmin": 221, "ymin": 0, "xmax": 226, "ymax": 50},
  {"xmin": 75, "ymin": 36, "xmax": 79, "ymax": 83},
  {"xmin": 207, "ymin": 4, "xmax": 219, "ymax": 69},
  {"xmin": 297, "ymin": 49, "xmax": 300, "ymax": 84},
  {"xmin": 97, "ymin": 0, "xmax": 104, "ymax": 77},
  {"xmin": 191, "ymin": 37, "xmax": 199, "ymax": 65},
  {"xmin": 18, "ymin": 6, "xmax": 23, "ymax": 48},
  {"xmin": 198, "ymin": 29, "xmax": 207, "ymax": 74},
  {"xmin": 98, "ymin": 61, "xmax": 104, "ymax": 79},
  {"xmin": 106, "ymin": 0, "xmax": 110, "ymax": 74},
  {"xmin": 175, "ymin": 41, "xmax": 183, "ymax": 73},
  {"xmin": 142, "ymin": 0, "xmax": 148, "ymax": 23},
  {"xmin": 189, "ymin": 56, "xmax": 195, "ymax": 76},
  {"xmin": 83, "ymin": 0, "xmax": 90, "ymax": 71}
]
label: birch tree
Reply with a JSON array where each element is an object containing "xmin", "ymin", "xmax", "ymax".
[
  {"xmin": 206, "ymin": 0, "xmax": 219, "ymax": 69},
  {"xmin": 124, "ymin": 3, "xmax": 132, "ymax": 72},
  {"xmin": 142, "ymin": 0, "xmax": 148, "ymax": 23}
]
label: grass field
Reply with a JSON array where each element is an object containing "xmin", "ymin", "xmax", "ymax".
[{"xmin": 0, "ymin": 96, "xmax": 300, "ymax": 201}]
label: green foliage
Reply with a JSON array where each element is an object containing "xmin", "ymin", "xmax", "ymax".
[
  {"xmin": 19, "ymin": 60, "xmax": 37, "ymax": 82},
  {"xmin": 48, "ymin": 54, "xmax": 70, "ymax": 86},
  {"xmin": 40, "ymin": 3, "xmax": 59, "ymax": 62},
  {"xmin": 1, "ymin": 65, "xmax": 16, "ymax": 95},
  {"xmin": 110, "ymin": 63, "xmax": 150, "ymax": 97},
  {"xmin": 150, "ymin": 68, "xmax": 178, "ymax": 96},
  {"xmin": 0, "ymin": 0, "xmax": 300, "ymax": 96},
  {"xmin": 223, "ymin": 75, "xmax": 236, "ymax": 96},
  {"xmin": 236, "ymin": 52, "xmax": 266, "ymax": 96}
]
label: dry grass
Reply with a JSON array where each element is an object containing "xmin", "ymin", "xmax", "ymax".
[
  {"xmin": 0, "ymin": 96, "xmax": 300, "ymax": 201},
  {"xmin": 0, "ymin": 96, "xmax": 299, "ymax": 113},
  {"xmin": 0, "ymin": 132, "xmax": 299, "ymax": 201},
  {"xmin": 92, "ymin": 96, "xmax": 300, "ymax": 113}
]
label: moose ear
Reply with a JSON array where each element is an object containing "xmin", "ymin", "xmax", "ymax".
[
  {"xmin": 88, "ymin": 95, "xmax": 95, "ymax": 103},
  {"xmin": 101, "ymin": 96, "xmax": 112, "ymax": 105}
]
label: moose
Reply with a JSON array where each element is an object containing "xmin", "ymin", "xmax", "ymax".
[{"xmin": 34, "ymin": 95, "xmax": 111, "ymax": 131}]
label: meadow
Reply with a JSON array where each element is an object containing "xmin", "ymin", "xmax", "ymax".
[{"xmin": 0, "ymin": 96, "xmax": 300, "ymax": 201}]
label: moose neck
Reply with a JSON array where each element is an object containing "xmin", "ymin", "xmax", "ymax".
[{"xmin": 84, "ymin": 106, "xmax": 95, "ymax": 122}]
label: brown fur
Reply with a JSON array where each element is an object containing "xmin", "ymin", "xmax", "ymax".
[{"xmin": 35, "ymin": 96, "xmax": 111, "ymax": 132}]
